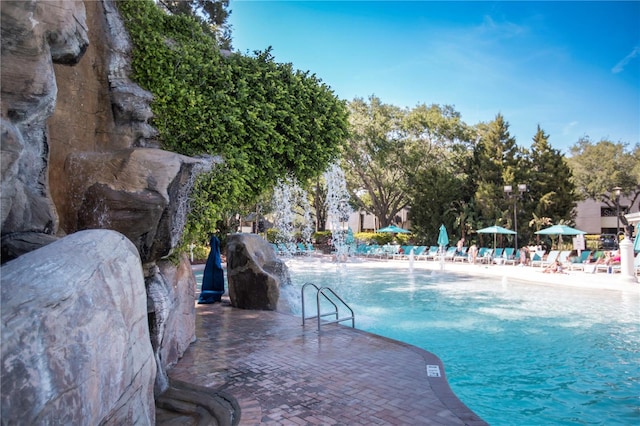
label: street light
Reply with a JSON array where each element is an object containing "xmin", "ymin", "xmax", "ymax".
[
  {"xmin": 504, "ymin": 184, "xmax": 527, "ymax": 256},
  {"xmin": 613, "ymin": 186, "xmax": 621, "ymax": 238}
]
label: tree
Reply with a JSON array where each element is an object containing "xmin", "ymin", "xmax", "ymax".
[
  {"xmin": 408, "ymin": 165, "xmax": 466, "ymax": 243},
  {"xmin": 526, "ymin": 125, "xmax": 577, "ymax": 235},
  {"xmin": 344, "ymin": 96, "xmax": 475, "ymax": 235},
  {"xmin": 118, "ymin": 0, "xmax": 349, "ymax": 246},
  {"xmin": 157, "ymin": 0, "xmax": 233, "ymax": 49},
  {"xmin": 342, "ymin": 96, "xmax": 408, "ymax": 228},
  {"xmin": 528, "ymin": 213, "xmax": 552, "ymax": 244},
  {"xmin": 567, "ymin": 137, "xmax": 639, "ymax": 211},
  {"xmin": 472, "ymin": 114, "xmax": 522, "ymax": 227}
]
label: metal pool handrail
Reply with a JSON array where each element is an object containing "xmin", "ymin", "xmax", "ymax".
[{"xmin": 301, "ymin": 282, "xmax": 355, "ymax": 331}]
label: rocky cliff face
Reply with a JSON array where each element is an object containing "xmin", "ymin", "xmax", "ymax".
[{"xmin": 1, "ymin": 0, "xmax": 214, "ymax": 422}]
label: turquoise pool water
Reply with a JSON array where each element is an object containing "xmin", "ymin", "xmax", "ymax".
[{"xmin": 282, "ymin": 260, "xmax": 640, "ymax": 426}]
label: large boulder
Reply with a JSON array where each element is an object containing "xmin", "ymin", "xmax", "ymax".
[
  {"xmin": 227, "ymin": 234, "xmax": 291, "ymax": 311},
  {"xmin": 1, "ymin": 229, "xmax": 156, "ymax": 424},
  {"xmin": 148, "ymin": 254, "xmax": 197, "ymax": 397}
]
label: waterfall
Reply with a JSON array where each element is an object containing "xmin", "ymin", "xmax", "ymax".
[
  {"xmin": 272, "ymin": 176, "xmax": 314, "ymax": 255},
  {"xmin": 323, "ymin": 163, "xmax": 353, "ymax": 262},
  {"xmin": 171, "ymin": 155, "xmax": 220, "ymax": 247}
]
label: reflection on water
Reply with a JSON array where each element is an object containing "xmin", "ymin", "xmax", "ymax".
[{"xmin": 285, "ymin": 259, "xmax": 640, "ymax": 426}]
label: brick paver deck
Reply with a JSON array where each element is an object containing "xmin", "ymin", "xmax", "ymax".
[{"xmin": 168, "ymin": 300, "xmax": 487, "ymax": 425}]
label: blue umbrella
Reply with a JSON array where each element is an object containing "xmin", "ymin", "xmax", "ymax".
[
  {"xmin": 477, "ymin": 225, "xmax": 517, "ymax": 251},
  {"xmin": 377, "ymin": 225, "xmax": 411, "ymax": 234},
  {"xmin": 535, "ymin": 224, "xmax": 586, "ymax": 236},
  {"xmin": 535, "ymin": 224, "xmax": 586, "ymax": 249},
  {"xmin": 198, "ymin": 235, "xmax": 225, "ymax": 304},
  {"xmin": 635, "ymin": 224, "xmax": 640, "ymax": 253},
  {"xmin": 437, "ymin": 224, "xmax": 449, "ymax": 247}
]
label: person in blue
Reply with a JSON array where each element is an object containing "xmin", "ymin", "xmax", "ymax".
[{"xmin": 197, "ymin": 235, "xmax": 225, "ymax": 304}]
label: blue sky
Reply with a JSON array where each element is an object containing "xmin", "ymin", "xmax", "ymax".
[{"xmin": 228, "ymin": 1, "xmax": 640, "ymax": 153}]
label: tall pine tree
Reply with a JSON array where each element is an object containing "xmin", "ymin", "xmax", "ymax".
[
  {"xmin": 473, "ymin": 114, "xmax": 522, "ymax": 227},
  {"xmin": 528, "ymin": 125, "xmax": 577, "ymax": 226}
]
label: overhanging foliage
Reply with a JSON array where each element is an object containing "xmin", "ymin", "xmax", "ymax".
[{"xmin": 117, "ymin": 0, "xmax": 349, "ymax": 246}]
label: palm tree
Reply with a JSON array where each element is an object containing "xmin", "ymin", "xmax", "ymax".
[{"xmin": 529, "ymin": 213, "xmax": 552, "ymax": 244}]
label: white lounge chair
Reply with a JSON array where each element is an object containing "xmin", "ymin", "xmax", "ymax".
[{"xmin": 532, "ymin": 250, "xmax": 559, "ymax": 268}]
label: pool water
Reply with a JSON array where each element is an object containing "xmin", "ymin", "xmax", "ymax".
[{"xmin": 283, "ymin": 260, "xmax": 640, "ymax": 426}]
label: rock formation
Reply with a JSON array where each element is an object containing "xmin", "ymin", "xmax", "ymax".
[
  {"xmin": 1, "ymin": 0, "xmax": 219, "ymax": 421},
  {"xmin": 1, "ymin": 230, "xmax": 156, "ymax": 424},
  {"xmin": 227, "ymin": 233, "xmax": 291, "ymax": 311}
]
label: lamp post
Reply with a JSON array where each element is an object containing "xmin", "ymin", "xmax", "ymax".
[
  {"xmin": 504, "ymin": 184, "xmax": 527, "ymax": 255},
  {"xmin": 613, "ymin": 186, "xmax": 621, "ymax": 239}
]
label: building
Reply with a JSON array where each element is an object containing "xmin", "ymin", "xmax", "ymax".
[{"xmin": 574, "ymin": 194, "xmax": 638, "ymax": 236}]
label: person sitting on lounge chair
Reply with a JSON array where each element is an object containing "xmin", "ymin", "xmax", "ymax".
[
  {"xmin": 609, "ymin": 249, "xmax": 621, "ymax": 265},
  {"xmin": 543, "ymin": 260, "xmax": 565, "ymax": 274}
]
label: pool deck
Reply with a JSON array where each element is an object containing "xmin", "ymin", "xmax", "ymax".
[
  {"xmin": 168, "ymin": 298, "xmax": 487, "ymax": 425},
  {"xmin": 174, "ymin": 258, "xmax": 638, "ymax": 425}
]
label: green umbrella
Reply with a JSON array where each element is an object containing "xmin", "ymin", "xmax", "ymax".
[
  {"xmin": 477, "ymin": 225, "xmax": 516, "ymax": 251},
  {"xmin": 535, "ymin": 224, "xmax": 586, "ymax": 236},
  {"xmin": 377, "ymin": 225, "xmax": 411, "ymax": 234},
  {"xmin": 437, "ymin": 224, "xmax": 449, "ymax": 247},
  {"xmin": 535, "ymin": 224, "xmax": 586, "ymax": 249}
]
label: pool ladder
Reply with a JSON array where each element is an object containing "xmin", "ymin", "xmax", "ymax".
[{"xmin": 301, "ymin": 282, "xmax": 355, "ymax": 331}]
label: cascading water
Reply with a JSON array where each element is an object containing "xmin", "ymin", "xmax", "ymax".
[
  {"xmin": 272, "ymin": 176, "xmax": 314, "ymax": 255},
  {"xmin": 323, "ymin": 163, "xmax": 353, "ymax": 262},
  {"xmin": 171, "ymin": 155, "xmax": 220, "ymax": 247}
]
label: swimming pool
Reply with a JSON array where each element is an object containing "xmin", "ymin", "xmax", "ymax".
[{"xmin": 282, "ymin": 259, "xmax": 640, "ymax": 426}]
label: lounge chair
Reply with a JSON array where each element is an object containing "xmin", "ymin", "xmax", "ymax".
[
  {"xmin": 581, "ymin": 251, "xmax": 604, "ymax": 273},
  {"xmin": 421, "ymin": 246, "xmax": 439, "ymax": 261},
  {"xmin": 393, "ymin": 245, "xmax": 412, "ymax": 260},
  {"xmin": 453, "ymin": 247, "xmax": 468, "ymax": 262},
  {"xmin": 502, "ymin": 248, "xmax": 516, "ymax": 265},
  {"xmin": 297, "ymin": 242, "xmax": 312, "ymax": 255},
  {"xmin": 566, "ymin": 250, "xmax": 592, "ymax": 271},
  {"xmin": 411, "ymin": 246, "xmax": 427, "ymax": 259},
  {"xmin": 382, "ymin": 244, "xmax": 401, "ymax": 259},
  {"xmin": 471, "ymin": 247, "xmax": 488, "ymax": 264},
  {"xmin": 492, "ymin": 248, "xmax": 504, "ymax": 264},
  {"xmin": 354, "ymin": 244, "xmax": 370, "ymax": 257},
  {"xmin": 480, "ymin": 248, "xmax": 494, "ymax": 264},
  {"xmin": 557, "ymin": 251, "xmax": 571, "ymax": 265},
  {"xmin": 532, "ymin": 250, "xmax": 559, "ymax": 268},
  {"xmin": 595, "ymin": 253, "xmax": 620, "ymax": 273},
  {"xmin": 442, "ymin": 246, "xmax": 457, "ymax": 261},
  {"xmin": 432, "ymin": 246, "xmax": 455, "ymax": 261},
  {"xmin": 366, "ymin": 245, "xmax": 384, "ymax": 258},
  {"xmin": 530, "ymin": 250, "xmax": 546, "ymax": 267}
]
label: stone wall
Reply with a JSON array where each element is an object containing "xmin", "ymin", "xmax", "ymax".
[{"xmin": 1, "ymin": 0, "xmax": 213, "ymax": 421}]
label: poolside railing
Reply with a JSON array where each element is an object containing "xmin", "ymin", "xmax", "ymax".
[{"xmin": 301, "ymin": 282, "xmax": 355, "ymax": 331}]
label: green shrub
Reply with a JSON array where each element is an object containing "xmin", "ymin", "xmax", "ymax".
[
  {"xmin": 191, "ymin": 244, "xmax": 211, "ymax": 262},
  {"xmin": 313, "ymin": 231, "xmax": 332, "ymax": 245}
]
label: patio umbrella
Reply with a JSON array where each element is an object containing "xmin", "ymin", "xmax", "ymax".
[
  {"xmin": 377, "ymin": 225, "xmax": 411, "ymax": 234},
  {"xmin": 437, "ymin": 224, "xmax": 449, "ymax": 247},
  {"xmin": 477, "ymin": 225, "xmax": 516, "ymax": 251},
  {"xmin": 634, "ymin": 224, "xmax": 640, "ymax": 253},
  {"xmin": 198, "ymin": 235, "xmax": 225, "ymax": 304},
  {"xmin": 535, "ymin": 224, "xmax": 586, "ymax": 249}
]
